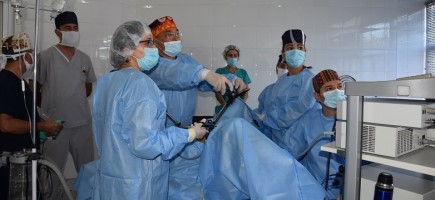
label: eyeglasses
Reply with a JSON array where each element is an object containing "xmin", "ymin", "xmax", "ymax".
[
  {"xmin": 163, "ymin": 31, "xmax": 182, "ymax": 40},
  {"xmin": 157, "ymin": 16, "xmax": 174, "ymax": 22},
  {"xmin": 139, "ymin": 39, "xmax": 155, "ymax": 47}
]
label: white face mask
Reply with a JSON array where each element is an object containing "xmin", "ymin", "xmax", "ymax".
[
  {"xmin": 60, "ymin": 31, "xmax": 80, "ymax": 47},
  {"xmin": 277, "ymin": 68, "xmax": 288, "ymax": 78},
  {"xmin": 23, "ymin": 52, "xmax": 34, "ymax": 72}
]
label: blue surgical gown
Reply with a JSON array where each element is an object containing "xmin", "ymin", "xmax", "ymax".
[
  {"xmin": 199, "ymin": 118, "xmax": 326, "ymax": 200},
  {"xmin": 146, "ymin": 53, "xmax": 236, "ymax": 200},
  {"xmin": 253, "ymin": 83, "xmax": 274, "ymax": 116},
  {"xmin": 275, "ymin": 106, "xmax": 343, "ymax": 199},
  {"xmin": 90, "ymin": 67, "xmax": 190, "ymax": 200},
  {"xmin": 262, "ymin": 68, "xmax": 316, "ymax": 130}
]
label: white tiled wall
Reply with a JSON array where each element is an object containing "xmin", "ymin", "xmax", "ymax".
[{"xmin": 12, "ymin": 0, "xmax": 426, "ymax": 116}]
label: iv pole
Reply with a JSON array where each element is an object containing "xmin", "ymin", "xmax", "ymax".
[
  {"xmin": 32, "ymin": 0, "xmax": 39, "ymax": 200},
  {"xmin": 31, "ymin": 0, "xmax": 40, "ymax": 199}
]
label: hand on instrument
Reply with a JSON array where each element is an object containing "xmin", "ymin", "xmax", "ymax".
[
  {"xmin": 233, "ymin": 77, "xmax": 248, "ymax": 93},
  {"xmin": 189, "ymin": 122, "xmax": 209, "ymax": 140},
  {"xmin": 203, "ymin": 70, "xmax": 233, "ymax": 95}
]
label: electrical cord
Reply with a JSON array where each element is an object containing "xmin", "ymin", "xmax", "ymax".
[
  {"xmin": 324, "ymin": 121, "xmax": 337, "ymax": 192},
  {"xmin": 296, "ymin": 131, "xmax": 334, "ymax": 160},
  {"xmin": 22, "ymin": 81, "xmax": 35, "ymax": 146}
]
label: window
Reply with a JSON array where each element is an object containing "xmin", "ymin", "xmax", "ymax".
[{"xmin": 426, "ymin": 1, "xmax": 435, "ymax": 73}]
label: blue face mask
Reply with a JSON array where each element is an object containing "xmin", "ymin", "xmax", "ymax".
[
  {"xmin": 285, "ymin": 49, "xmax": 305, "ymax": 68},
  {"xmin": 164, "ymin": 40, "xmax": 182, "ymax": 57},
  {"xmin": 135, "ymin": 47, "xmax": 159, "ymax": 71},
  {"xmin": 323, "ymin": 89, "xmax": 346, "ymax": 109},
  {"xmin": 227, "ymin": 58, "xmax": 238, "ymax": 67}
]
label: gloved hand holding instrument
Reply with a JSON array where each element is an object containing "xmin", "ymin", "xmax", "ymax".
[
  {"xmin": 201, "ymin": 86, "xmax": 250, "ymax": 139},
  {"xmin": 166, "ymin": 84, "xmax": 249, "ymax": 140},
  {"xmin": 166, "ymin": 112, "xmax": 209, "ymax": 142}
]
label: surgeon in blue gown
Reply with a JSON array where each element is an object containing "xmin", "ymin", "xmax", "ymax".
[
  {"xmin": 82, "ymin": 21, "xmax": 208, "ymax": 200},
  {"xmin": 147, "ymin": 16, "xmax": 247, "ymax": 200},
  {"xmin": 275, "ymin": 69, "xmax": 346, "ymax": 199},
  {"xmin": 199, "ymin": 98, "xmax": 327, "ymax": 200},
  {"xmin": 255, "ymin": 29, "xmax": 316, "ymax": 139}
]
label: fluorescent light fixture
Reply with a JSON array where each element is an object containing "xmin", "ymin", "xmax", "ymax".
[{"xmin": 51, "ymin": 0, "xmax": 67, "ymax": 11}]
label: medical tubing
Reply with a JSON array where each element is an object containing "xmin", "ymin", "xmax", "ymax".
[
  {"xmin": 166, "ymin": 112, "xmax": 182, "ymax": 128},
  {"xmin": 239, "ymin": 99, "xmax": 261, "ymax": 126},
  {"xmin": 38, "ymin": 158, "xmax": 74, "ymax": 200},
  {"xmin": 324, "ymin": 134, "xmax": 334, "ymax": 191},
  {"xmin": 296, "ymin": 132, "xmax": 333, "ymax": 160}
]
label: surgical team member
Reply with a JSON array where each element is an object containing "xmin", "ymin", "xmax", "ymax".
[
  {"xmin": 276, "ymin": 69, "xmax": 346, "ymax": 199},
  {"xmin": 0, "ymin": 33, "xmax": 63, "ymax": 199},
  {"xmin": 91, "ymin": 21, "xmax": 208, "ymax": 200},
  {"xmin": 147, "ymin": 16, "xmax": 247, "ymax": 200},
  {"xmin": 214, "ymin": 45, "xmax": 251, "ymax": 115},
  {"xmin": 257, "ymin": 29, "xmax": 316, "ymax": 138}
]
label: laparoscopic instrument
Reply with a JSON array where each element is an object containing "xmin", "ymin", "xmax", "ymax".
[{"xmin": 166, "ymin": 87, "xmax": 250, "ymax": 136}]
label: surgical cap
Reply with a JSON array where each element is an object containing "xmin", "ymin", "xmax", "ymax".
[
  {"xmin": 312, "ymin": 69, "xmax": 340, "ymax": 93},
  {"xmin": 222, "ymin": 45, "xmax": 240, "ymax": 59},
  {"xmin": 281, "ymin": 29, "xmax": 306, "ymax": 47},
  {"xmin": 109, "ymin": 21, "xmax": 152, "ymax": 68},
  {"xmin": 55, "ymin": 11, "xmax": 78, "ymax": 29},
  {"xmin": 1, "ymin": 32, "xmax": 32, "ymax": 55},
  {"xmin": 0, "ymin": 32, "xmax": 32, "ymax": 68},
  {"xmin": 149, "ymin": 16, "xmax": 177, "ymax": 37}
]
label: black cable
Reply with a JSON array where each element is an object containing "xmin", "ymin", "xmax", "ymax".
[{"xmin": 324, "ymin": 120, "xmax": 336, "ymax": 192}]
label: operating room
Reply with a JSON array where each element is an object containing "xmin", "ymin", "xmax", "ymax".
[{"xmin": 1, "ymin": 0, "xmax": 435, "ymax": 199}]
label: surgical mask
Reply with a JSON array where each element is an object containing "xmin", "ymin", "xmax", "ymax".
[
  {"xmin": 285, "ymin": 49, "xmax": 305, "ymax": 68},
  {"xmin": 227, "ymin": 58, "xmax": 238, "ymax": 67},
  {"xmin": 134, "ymin": 47, "xmax": 159, "ymax": 71},
  {"xmin": 1, "ymin": 52, "xmax": 34, "ymax": 71},
  {"xmin": 164, "ymin": 40, "xmax": 182, "ymax": 57},
  {"xmin": 60, "ymin": 31, "xmax": 80, "ymax": 47},
  {"xmin": 277, "ymin": 68, "xmax": 288, "ymax": 77},
  {"xmin": 323, "ymin": 89, "xmax": 346, "ymax": 109},
  {"xmin": 23, "ymin": 52, "xmax": 34, "ymax": 72}
]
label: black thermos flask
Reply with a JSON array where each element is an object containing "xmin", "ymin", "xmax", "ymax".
[{"xmin": 373, "ymin": 172, "xmax": 394, "ymax": 200}]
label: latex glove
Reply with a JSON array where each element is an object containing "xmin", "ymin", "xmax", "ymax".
[
  {"xmin": 201, "ymin": 69, "xmax": 233, "ymax": 94},
  {"xmin": 188, "ymin": 122, "xmax": 209, "ymax": 142},
  {"xmin": 233, "ymin": 77, "xmax": 248, "ymax": 92},
  {"xmin": 257, "ymin": 113, "xmax": 265, "ymax": 121}
]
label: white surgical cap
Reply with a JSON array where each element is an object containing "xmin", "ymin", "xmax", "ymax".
[
  {"xmin": 222, "ymin": 44, "xmax": 240, "ymax": 59},
  {"xmin": 110, "ymin": 21, "xmax": 152, "ymax": 68}
]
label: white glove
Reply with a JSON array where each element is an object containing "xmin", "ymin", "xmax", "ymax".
[
  {"xmin": 233, "ymin": 77, "xmax": 249, "ymax": 92},
  {"xmin": 187, "ymin": 122, "xmax": 209, "ymax": 142},
  {"xmin": 201, "ymin": 69, "xmax": 233, "ymax": 94}
]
